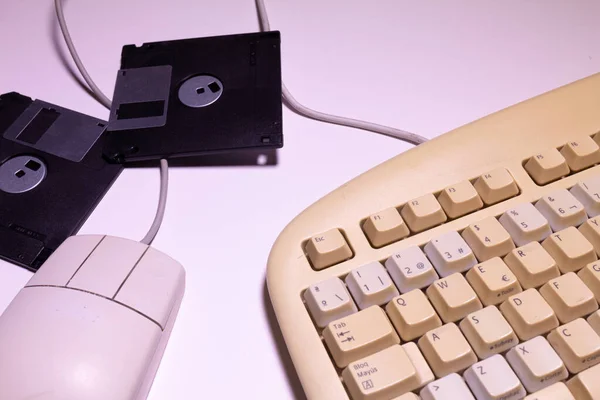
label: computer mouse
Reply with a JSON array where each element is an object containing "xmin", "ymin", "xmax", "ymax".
[{"xmin": 0, "ymin": 234, "xmax": 185, "ymax": 400}]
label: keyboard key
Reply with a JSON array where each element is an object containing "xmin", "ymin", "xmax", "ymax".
[
  {"xmin": 420, "ymin": 373, "xmax": 475, "ymax": 400},
  {"xmin": 459, "ymin": 306, "xmax": 518, "ymax": 359},
  {"xmin": 462, "ymin": 217, "xmax": 516, "ymax": 261},
  {"xmin": 424, "ymin": 231, "xmax": 477, "ymax": 277},
  {"xmin": 341, "ymin": 345, "xmax": 419, "ymax": 400},
  {"xmin": 474, "ymin": 168, "xmax": 519, "ymax": 206},
  {"xmin": 323, "ymin": 306, "xmax": 399, "ymax": 368},
  {"xmin": 303, "ymin": 277, "xmax": 358, "ymax": 328},
  {"xmin": 437, "ymin": 180, "xmax": 483, "ymax": 218},
  {"xmin": 386, "ymin": 289, "xmax": 442, "ymax": 341},
  {"xmin": 346, "ymin": 262, "xmax": 399, "ymax": 309},
  {"xmin": 464, "ymin": 354, "xmax": 526, "ymax": 400},
  {"xmin": 579, "ymin": 216, "xmax": 600, "ymax": 255},
  {"xmin": 500, "ymin": 289, "xmax": 559, "ymax": 340},
  {"xmin": 587, "ymin": 310, "xmax": 600, "ymax": 335},
  {"xmin": 539, "ymin": 272, "xmax": 598, "ymax": 323},
  {"xmin": 391, "ymin": 393, "xmax": 420, "ymax": 400},
  {"xmin": 504, "ymin": 242, "xmax": 560, "ymax": 289},
  {"xmin": 403, "ymin": 341, "xmax": 435, "ymax": 389},
  {"xmin": 363, "ymin": 207, "xmax": 410, "ymax": 248},
  {"xmin": 560, "ymin": 136, "xmax": 600, "ymax": 172},
  {"xmin": 524, "ymin": 383, "xmax": 575, "ymax": 400},
  {"xmin": 542, "ymin": 227, "xmax": 597, "ymax": 273},
  {"xmin": 305, "ymin": 229, "xmax": 353, "ymax": 270},
  {"xmin": 579, "ymin": 262, "xmax": 600, "ymax": 302},
  {"xmin": 385, "ymin": 247, "xmax": 439, "ymax": 293},
  {"xmin": 535, "ymin": 189, "xmax": 587, "ymax": 231},
  {"xmin": 401, "ymin": 193, "xmax": 447, "ymax": 233},
  {"xmin": 571, "ymin": 176, "xmax": 600, "ymax": 217},
  {"xmin": 506, "ymin": 336, "xmax": 568, "ymax": 393},
  {"xmin": 418, "ymin": 323, "xmax": 477, "ymax": 378},
  {"xmin": 426, "ymin": 273, "xmax": 483, "ymax": 323},
  {"xmin": 499, "ymin": 203, "xmax": 552, "ymax": 246},
  {"xmin": 524, "ymin": 149, "xmax": 570, "ymax": 185},
  {"xmin": 466, "ymin": 257, "xmax": 522, "ymax": 306},
  {"xmin": 548, "ymin": 318, "xmax": 600, "ymax": 374},
  {"xmin": 566, "ymin": 363, "xmax": 600, "ymax": 400}
]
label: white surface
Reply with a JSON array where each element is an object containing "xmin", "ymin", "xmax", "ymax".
[{"xmin": 0, "ymin": 1, "xmax": 599, "ymax": 399}]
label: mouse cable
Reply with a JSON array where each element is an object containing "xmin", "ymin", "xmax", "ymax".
[
  {"xmin": 254, "ymin": 0, "xmax": 428, "ymax": 145},
  {"xmin": 55, "ymin": 0, "xmax": 168, "ymax": 246}
]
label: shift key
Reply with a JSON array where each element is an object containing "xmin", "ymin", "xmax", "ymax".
[{"xmin": 323, "ymin": 306, "xmax": 399, "ymax": 368}]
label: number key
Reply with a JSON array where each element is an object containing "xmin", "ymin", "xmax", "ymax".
[
  {"xmin": 570, "ymin": 176, "xmax": 600, "ymax": 217},
  {"xmin": 385, "ymin": 246, "xmax": 439, "ymax": 292},
  {"xmin": 424, "ymin": 231, "xmax": 477, "ymax": 277},
  {"xmin": 535, "ymin": 189, "xmax": 587, "ymax": 231},
  {"xmin": 462, "ymin": 217, "xmax": 515, "ymax": 261},
  {"xmin": 499, "ymin": 202, "xmax": 552, "ymax": 246},
  {"xmin": 346, "ymin": 262, "xmax": 399, "ymax": 309}
]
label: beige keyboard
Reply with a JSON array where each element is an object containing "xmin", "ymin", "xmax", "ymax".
[{"xmin": 267, "ymin": 73, "xmax": 600, "ymax": 400}]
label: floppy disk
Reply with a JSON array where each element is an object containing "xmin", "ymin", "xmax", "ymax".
[
  {"xmin": 0, "ymin": 92, "xmax": 123, "ymax": 271},
  {"xmin": 102, "ymin": 31, "xmax": 283, "ymax": 164}
]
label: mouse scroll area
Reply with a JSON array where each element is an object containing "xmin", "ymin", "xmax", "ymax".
[{"xmin": 0, "ymin": 286, "xmax": 161, "ymax": 400}]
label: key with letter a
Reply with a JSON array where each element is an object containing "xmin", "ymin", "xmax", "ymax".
[{"xmin": 418, "ymin": 323, "xmax": 477, "ymax": 378}]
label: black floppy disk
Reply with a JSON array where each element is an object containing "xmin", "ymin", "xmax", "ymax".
[
  {"xmin": 0, "ymin": 92, "xmax": 123, "ymax": 271},
  {"xmin": 102, "ymin": 31, "xmax": 283, "ymax": 163}
]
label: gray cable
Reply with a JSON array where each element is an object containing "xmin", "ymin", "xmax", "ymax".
[
  {"xmin": 54, "ymin": 0, "xmax": 169, "ymax": 245},
  {"xmin": 255, "ymin": 0, "xmax": 428, "ymax": 145},
  {"xmin": 54, "ymin": 0, "xmax": 112, "ymax": 109}
]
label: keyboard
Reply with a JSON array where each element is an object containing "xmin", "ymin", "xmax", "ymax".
[{"xmin": 267, "ymin": 72, "xmax": 600, "ymax": 400}]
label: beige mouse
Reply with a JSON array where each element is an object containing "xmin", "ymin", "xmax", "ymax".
[{"xmin": 0, "ymin": 234, "xmax": 185, "ymax": 400}]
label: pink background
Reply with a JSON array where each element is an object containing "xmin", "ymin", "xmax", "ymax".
[{"xmin": 1, "ymin": 1, "xmax": 599, "ymax": 398}]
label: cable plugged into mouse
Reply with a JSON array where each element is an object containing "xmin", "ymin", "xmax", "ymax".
[{"xmin": 0, "ymin": 235, "xmax": 185, "ymax": 400}]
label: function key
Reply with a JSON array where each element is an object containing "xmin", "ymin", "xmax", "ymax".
[
  {"xmin": 400, "ymin": 193, "xmax": 447, "ymax": 233},
  {"xmin": 303, "ymin": 277, "xmax": 357, "ymax": 328},
  {"xmin": 570, "ymin": 176, "xmax": 600, "ymax": 217},
  {"xmin": 304, "ymin": 228, "xmax": 352, "ymax": 270},
  {"xmin": 437, "ymin": 180, "xmax": 483, "ymax": 218},
  {"xmin": 524, "ymin": 149, "xmax": 570, "ymax": 185},
  {"xmin": 362, "ymin": 207, "xmax": 409, "ymax": 248},
  {"xmin": 473, "ymin": 168, "xmax": 519, "ymax": 206},
  {"xmin": 560, "ymin": 136, "xmax": 600, "ymax": 172}
]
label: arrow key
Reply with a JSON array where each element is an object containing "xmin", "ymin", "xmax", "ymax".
[{"xmin": 420, "ymin": 373, "xmax": 475, "ymax": 400}]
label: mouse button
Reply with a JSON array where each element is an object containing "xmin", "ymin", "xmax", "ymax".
[
  {"xmin": 115, "ymin": 247, "xmax": 185, "ymax": 328},
  {"xmin": 26, "ymin": 235, "xmax": 104, "ymax": 287},
  {"xmin": 67, "ymin": 236, "xmax": 148, "ymax": 298}
]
